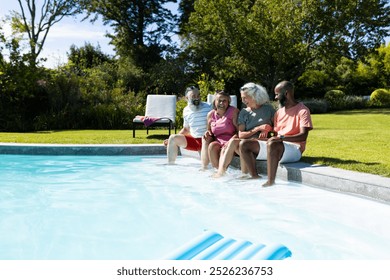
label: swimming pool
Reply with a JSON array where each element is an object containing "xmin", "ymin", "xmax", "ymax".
[{"xmin": 1, "ymin": 154, "xmax": 390, "ymax": 260}]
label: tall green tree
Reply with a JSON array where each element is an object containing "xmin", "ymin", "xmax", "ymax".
[
  {"xmin": 83, "ymin": 0, "xmax": 178, "ymax": 70},
  {"xmin": 67, "ymin": 42, "xmax": 112, "ymax": 72},
  {"xmin": 182, "ymin": 0, "xmax": 390, "ymax": 93},
  {"xmin": 300, "ymin": 0, "xmax": 390, "ymax": 61},
  {"xmin": 11, "ymin": 0, "xmax": 82, "ymax": 67},
  {"xmin": 183, "ymin": 0, "xmax": 306, "ymax": 91},
  {"xmin": 0, "ymin": 27, "xmax": 49, "ymax": 131},
  {"xmin": 353, "ymin": 43, "xmax": 390, "ymax": 93},
  {"xmin": 178, "ymin": 0, "xmax": 195, "ymax": 34}
]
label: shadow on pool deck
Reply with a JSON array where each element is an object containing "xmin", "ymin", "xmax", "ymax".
[{"xmin": 1, "ymin": 143, "xmax": 389, "ymax": 204}]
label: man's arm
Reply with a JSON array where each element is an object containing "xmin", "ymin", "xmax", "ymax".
[{"xmin": 274, "ymin": 126, "xmax": 312, "ymax": 142}]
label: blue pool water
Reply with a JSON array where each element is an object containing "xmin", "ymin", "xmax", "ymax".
[{"xmin": 1, "ymin": 154, "xmax": 390, "ymax": 260}]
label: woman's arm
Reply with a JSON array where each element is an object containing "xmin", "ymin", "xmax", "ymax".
[{"xmin": 239, "ymin": 124, "xmax": 273, "ymax": 139}]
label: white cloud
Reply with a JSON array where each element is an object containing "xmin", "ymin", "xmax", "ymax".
[
  {"xmin": 48, "ymin": 22, "xmax": 108, "ymax": 40},
  {"xmin": 41, "ymin": 21, "xmax": 114, "ymax": 68}
]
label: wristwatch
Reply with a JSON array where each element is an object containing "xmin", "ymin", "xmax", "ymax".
[{"xmin": 279, "ymin": 135, "xmax": 285, "ymax": 140}]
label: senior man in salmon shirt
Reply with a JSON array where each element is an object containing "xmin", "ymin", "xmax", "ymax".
[{"xmin": 239, "ymin": 80, "xmax": 313, "ymax": 186}]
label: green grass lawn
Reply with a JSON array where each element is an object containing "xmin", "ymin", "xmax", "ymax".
[
  {"xmin": 0, "ymin": 108, "xmax": 389, "ymax": 177},
  {"xmin": 0, "ymin": 129, "xmax": 165, "ymax": 144},
  {"xmin": 302, "ymin": 108, "xmax": 390, "ymax": 177}
]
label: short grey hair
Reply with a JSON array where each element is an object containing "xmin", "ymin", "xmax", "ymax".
[{"xmin": 240, "ymin": 82, "xmax": 269, "ymax": 105}]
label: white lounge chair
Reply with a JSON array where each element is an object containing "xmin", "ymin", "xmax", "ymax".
[
  {"xmin": 132, "ymin": 95, "xmax": 177, "ymax": 138},
  {"xmin": 207, "ymin": 94, "xmax": 238, "ymax": 108}
]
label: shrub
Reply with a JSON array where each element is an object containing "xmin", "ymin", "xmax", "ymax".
[
  {"xmin": 197, "ymin": 73, "xmax": 225, "ymax": 100},
  {"xmin": 369, "ymin": 88, "xmax": 390, "ymax": 107},
  {"xmin": 302, "ymin": 99, "xmax": 328, "ymax": 113},
  {"xmin": 343, "ymin": 95, "xmax": 368, "ymax": 110},
  {"xmin": 324, "ymin": 89, "xmax": 345, "ymax": 100},
  {"xmin": 175, "ymin": 97, "xmax": 187, "ymax": 129},
  {"xmin": 324, "ymin": 90, "xmax": 346, "ymax": 111},
  {"xmin": 269, "ymin": 101, "xmax": 279, "ymax": 111}
]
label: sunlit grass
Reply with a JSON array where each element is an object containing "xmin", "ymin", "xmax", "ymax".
[
  {"xmin": 0, "ymin": 129, "xmax": 166, "ymax": 144},
  {"xmin": 302, "ymin": 108, "xmax": 390, "ymax": 177},
  {"xmin": 0, "ymin": 108, "xmax": 389, "ymax": 177}
]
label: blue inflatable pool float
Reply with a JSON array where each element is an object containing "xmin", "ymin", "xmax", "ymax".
[{"xmin": 165, "ymin": 231, "xmax": 292, "ymax": 260}]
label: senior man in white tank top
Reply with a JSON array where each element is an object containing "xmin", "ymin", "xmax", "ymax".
[{"xmin": 164, "ymin": 86, "xmax": 211, "ymax": 166}]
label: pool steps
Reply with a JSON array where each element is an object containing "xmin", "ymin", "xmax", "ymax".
[{"xmin": 165, "ymin": 231, "xmax": 292, "ymax": 260}]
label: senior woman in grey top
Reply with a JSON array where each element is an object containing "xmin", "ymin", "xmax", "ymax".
[{"xmin": 213, "ymin": 82, "xmax": 275, "ymax": 177}]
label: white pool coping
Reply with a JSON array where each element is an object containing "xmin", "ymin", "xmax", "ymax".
[{"xmin": 1, "ymin": 143, "xmax": 389, "ymax": 204}]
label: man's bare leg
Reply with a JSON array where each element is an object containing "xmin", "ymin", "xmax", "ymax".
[
  {"xmin": 167, "ymin": 134, "xmax": 187, "ymax": 164},
  {"xmin": 200, "ymin": 136, "xmax": 212, "ymax": 170},
  {"xmin": 262, "ymin": 141, "xmax": 284, "ymax": 186}
]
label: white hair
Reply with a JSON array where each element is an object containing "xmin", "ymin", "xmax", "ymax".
[{"xmin": 240, "ymin": 82, "xmax": 269, "ymax": 105}]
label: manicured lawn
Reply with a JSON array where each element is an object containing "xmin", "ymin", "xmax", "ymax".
[
  {"xmin": 0, "ymin": 129, "xmax": 165, "ymax": 144},
  {"xmin": 0, "ymin": 108, "xmax": 389, "ymax": 177},
  {"xmin": 302, "ymin": 108, "xmax": 390, "ymax": 177}
]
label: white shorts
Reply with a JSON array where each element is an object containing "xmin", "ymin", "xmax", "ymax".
[
  {"xmin": 256, "ymin": 140, "xmax": 268, "ymax": 160},
  {"xmin": 256, "ymin": 140, "xmax": 302, "ymax": 163}
]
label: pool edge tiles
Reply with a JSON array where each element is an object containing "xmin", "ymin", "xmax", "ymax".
[
  {"xmin": 179, "ymin": 147, "xmax": 390, "ymax": 204},
  {"xmin": 1, "ymin": 143, "xmax": 390, "ymax": 204},
  {"xmin": 0, "ymin": 143, "xmax": 166, "ymax": 156},
  {"xmin": 231, "ymin": 157, "xmax": 390, "ymax": 204}
]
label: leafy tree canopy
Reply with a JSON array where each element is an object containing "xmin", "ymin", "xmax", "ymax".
[
  {"xmin": 82, "ymin": 0, "xmax": 178, "ymax": 69},
  {"xmin": 182, "ymin": 0, "xmax": 390, "ymax": 92}
]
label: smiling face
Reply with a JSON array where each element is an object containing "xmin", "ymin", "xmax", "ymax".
[
  {"xmin": 187, "ymin": 90, "xmax": 201, "ymax": 106},
  {"xmin": 240, "ymin": 91, "xmax": 256, "ymax": 108},
  {"xmin": 214, "ymin": 93, "xmax": 230, "ymax": 111}
]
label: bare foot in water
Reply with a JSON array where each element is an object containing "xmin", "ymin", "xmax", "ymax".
[
  {"xmin": 237, "ymin": 174, "xmax": 251, "ymax": 179},
  {"xmin": 238, "ymin": 174, "xmax": 261, "ymax": 180},
  {"xmin": 262, "ymin": 181, "xmax": 274, "ymax": 187},
  {"xmin": 212, "ymin": 172, "xmax": 225, "ymax": 178}
]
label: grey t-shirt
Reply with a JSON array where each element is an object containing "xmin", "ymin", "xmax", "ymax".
[{"xmin": 238, "ymin": 103, "xmax": 275, "ymax": 137}]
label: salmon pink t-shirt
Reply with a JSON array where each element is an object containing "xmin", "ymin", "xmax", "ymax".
[{"xmin": 273, "ymin": 102, "xmax": 313, "ymax": 153}]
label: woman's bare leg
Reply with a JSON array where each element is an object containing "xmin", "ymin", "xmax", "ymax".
[
  {"xmin": 214, "ymin": 139, "xmax": 240, "ymax": 176},
  {"xmin": 239, "ymin": 139, "xmax": 260, "ymax": 178},
  {"xmin": 208, "ymin": 142, "xmax": 222, "ymax": 169}
]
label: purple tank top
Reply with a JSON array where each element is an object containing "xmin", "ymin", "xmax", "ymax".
[{"xmin": 210, "ymin": 106, "xmax": 236, "ymax": 145}]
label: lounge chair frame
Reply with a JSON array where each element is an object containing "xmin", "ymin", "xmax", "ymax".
[{"xmin": 132, "ymin": 95, "xmax": 177, "ymax": 138}]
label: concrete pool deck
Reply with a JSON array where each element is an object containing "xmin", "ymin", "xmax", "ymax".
[{"xmin": 1, "ymin": 143, "xmax": 389, "ymax": 204}]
